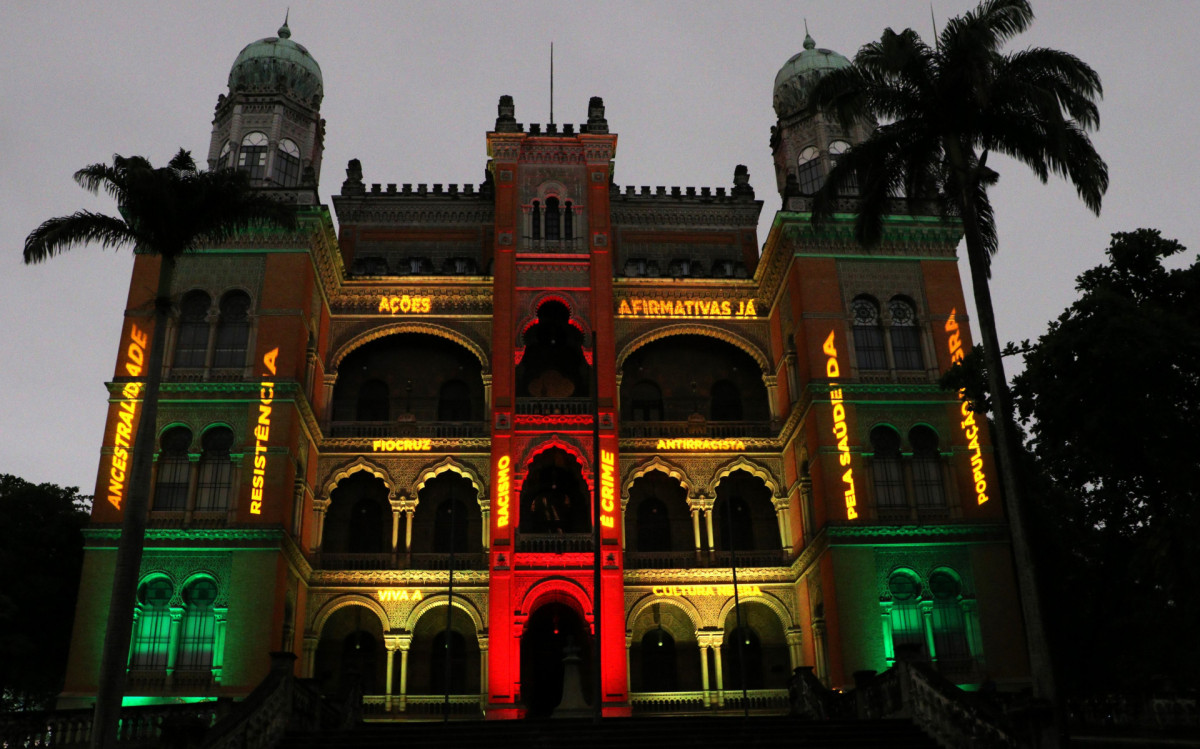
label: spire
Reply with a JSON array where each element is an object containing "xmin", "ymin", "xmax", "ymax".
[{"xmin": 278, "ymin": 9, "xmax": 291, "ymax": 39}]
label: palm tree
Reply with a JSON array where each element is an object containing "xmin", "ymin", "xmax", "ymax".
[
  {"xmin": 24, "ymin": 149, "xmax": 296, "ymax": 749},
  {"xmin": 809, "ymin": 0, "xmax": 1107, "ymax": 710}
]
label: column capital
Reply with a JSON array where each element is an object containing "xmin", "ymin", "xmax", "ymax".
[{"xmin": 785, "ymin": 627, "xmax": 804, "ymax": 646}]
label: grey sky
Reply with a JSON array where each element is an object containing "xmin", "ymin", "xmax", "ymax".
[{"xmin": 2, "ymin": 1, "xmax": 1196, "ymax": 493}]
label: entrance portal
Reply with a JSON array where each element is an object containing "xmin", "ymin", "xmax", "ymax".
[{"xmin": 520, "ymin": 602, "xmax": 591, "ymax": 717}]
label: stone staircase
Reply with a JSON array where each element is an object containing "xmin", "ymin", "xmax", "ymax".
[{"xmin": 279, "ymin": 715, "xmax": 940, "ymax": 749}]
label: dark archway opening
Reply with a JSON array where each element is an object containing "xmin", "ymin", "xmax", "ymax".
[
  {"xmin": 520, "ymin": 602, "xmax": 591, "ymax": 717},
  {"xmin": 637, "ymin": 497, "xmax": 672, "ymax": 552},
  {"xmin": 519, "ymin": 448, "xmax": 591, "ymax": 534},
  {"xmin": 431, "ymin": 630, "xmax": 468, "ymax": 694},
  {"xmin": 640, "ymin": 629, "xmax": 678, "ymax": 692},
  {"xmin": 323, "ymin": 472, "xmax": 390, "ymax": 554},
  {"xmin": 517, "ymin": 301, "xmax": 590, "ymax": 398},
  {"xmin": 724, "ymin": 626, "xmax": 764, "ymax": 690}
]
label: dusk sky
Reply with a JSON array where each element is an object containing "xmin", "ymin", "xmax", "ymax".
[{"xmin": 2, "ymin": 1, "xmax": 1196, "ymax": 493}]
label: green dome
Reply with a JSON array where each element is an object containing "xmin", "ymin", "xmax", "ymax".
[
  {"xmin": 773, "ymin": 33, "xmax": 850, "ymax": 119},
  {"xmin": 228, "ymin": 21, "xmax": 323, "ymax": 106}
]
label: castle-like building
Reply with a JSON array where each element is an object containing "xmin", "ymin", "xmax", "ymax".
[{"xmin": 62, "ymin": 23, "xmax": 1029, "ymax": 718}]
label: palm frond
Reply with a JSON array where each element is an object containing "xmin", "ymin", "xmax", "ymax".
[
  {"xmin": 73, "ymin": 162, "xmax": 127, "ymax": 201},
  {"xmin": 1000, "ymin": 48, "xmax": 1102, "ymax": 129},
  {"xmin": 23, "ymin": 212, "xmax": 138, "ymax": 264},
  {"xmin": 168, "ymin": 148, "xmax": 196, "ymax": 174}
]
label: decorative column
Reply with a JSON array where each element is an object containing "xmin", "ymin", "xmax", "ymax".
[
  {"xmin": 165, "ymin": 608, "xmax": 184, "ymax": 681},
  {"xmin": 384, "ymin": 636, "xmax": 401, "ymax": 712},
  {"xmin": 183, "ymin": 455, "xmax": 201, "ymax": 523},
  {"xmin": 762, "ymin": 374, "xmax": 780, "ymax": 421},
  {"xmin": 127, "ymin": 609, "xmax": 141, "ymax": 667},
  {"xmin": 313, "ymin": 498, "xmax": 330, "ymax": 550},
  {"xmin": 785, "ymin": 627, "xmax": 805, "ymax": 670},
  {"xmin": 712, "ymin": 642, "xmax": 725, "ymax": 707},
  {"xmin": 625, "ymin": 632, "xmax": 633, "ymax": 690},
  {"xmin": 962, "ymin": 598, "xmax": 985, "ymax": 667},
  {"xmin": 772, "ymin": 497, "xmax": 791, "ymax": 549},
  {"xmin": 398, "ymin": 635, "xmax": 412, "ymax": 710},
  {"xmin": 921, "ymin": 601, "xmax": 938, "ymax": 664},
  {"xmin": 404, "ymin": 509, "xmax": 414, "ymax": 552},
  {"xmin": 698, "ymin": 644, "xmax": 711, "ymax": 707},
  {"xmin": 691, "ymin": 507, "xmax": 702, "ymax": 552},
  {"xmin": 811, "ymin": 617, "xmax": 829, "ymax": 687},
  {"xmin": 704, "ymin": 505, "xmax": 715, "ymax": 552},
  {"xmin": 481, "ymin": 506, "xmax": 491, "ymax": 549},
  {"xmin": 798, "ymin": 477, "xmax": 814, "ymax": 544},
  {"xmin": 321, "ymin": 375, "xmax": 337, "ymax": 424},
  {"xmin": 880, "ymin": 602, "xmax": 896, "ymax": 666},
  {"xmin": 212, "ymin": 608, "xmax": 228, "ymax": 684},
  {"xmin": 478, "ymin": 634, "xmax": 489, "ymax": 706},
  {"xmin": 302, "ymin": 635, "xmax": 319, "ymax": 678},
  {"xmin": 390, "ymin": 507, "xmax": 401, "ymax": 553}
]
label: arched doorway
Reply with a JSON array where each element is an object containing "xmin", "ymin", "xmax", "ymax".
[
  {"xmin": 721, "ymin": 600, "xmax": 790, "ymax": 690},
  {"xmin": 407, "ymin": 602, "xmax": 481, "ymax": 696},
  {"xmin": 516, "ymin": 300, "xmax": 590, "ymax": 398},
  {"xmin": 628, "ymin": 601, "xmax": 700, "ymax": 693},
  {"xmin": 520, "ymin": 602, "xmax": 591, "ymax": 717},
  {"xmin": 313, "ymin": 604, "xmax": 387, "ymax": 696}
]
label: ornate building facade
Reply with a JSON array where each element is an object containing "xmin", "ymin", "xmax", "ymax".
[{"xmin": 61, "ymin": 25, "xmax": 1030, "ymax": 718}]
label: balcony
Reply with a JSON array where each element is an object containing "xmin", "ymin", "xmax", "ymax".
[
  {"xmin": 514, "ymin": 398, "xmax": 593, "ymax": 416},
  {"xmin": 309, "ymin": 551, "xmax": 489, "ymax": 571},
  {"xmin": 619, "ymin": 420, "xmax": 775, "ymax": 439},
  {"xmin": 624, "ymin": 548, "xmax": 791, "ymax": 570},
  {"xmin": 515, "ymin": 533, "xmax": 594, "ymax": 554},
  {"xmin": 326, "ymin": 420, "xmax": 488, "ymax": 439}
]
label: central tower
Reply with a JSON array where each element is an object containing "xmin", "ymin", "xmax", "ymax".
[{"xmin": 485, "ymin": 96, "xmax": 627, "ymax": 717}]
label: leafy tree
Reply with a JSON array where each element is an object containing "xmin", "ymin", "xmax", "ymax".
[
  {"xmin": 1011, "ymin": 230, "xmax": 1200, "ymax": 690},
  {"xmin": 809, "ymin": 0, "xmax": 1108, "ymax": 704},
  {"xmin": 24, "ymin": 150, "xmax": 295, "ymax": 746},
  {"xmin": 0, "ymin": 475, "xmax": 90, "ymax": 711}
]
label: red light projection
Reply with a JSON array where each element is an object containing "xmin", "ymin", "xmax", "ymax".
[
  {"xmin": 495, "ymin": 455, "xmax": 512, "ymax": 528},
  {"xmin": 599, "ymin": 449, "xmax": 616, "ymax": 529}
]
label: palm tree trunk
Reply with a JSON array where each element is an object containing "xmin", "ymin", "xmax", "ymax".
[
  {"xmin": 91, "ymin": 255, "xmax": 176, "ymax": 749},
  {"xmin": 956, "ymin": 191, "xmax": 1058, "ymax": 708}
]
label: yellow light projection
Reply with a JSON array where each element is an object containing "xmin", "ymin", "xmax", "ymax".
[
  {"xmin": 945, "ymin": 310, "xmax": 990, "ymax": 505},
  {"xmin": 249, "ymin": 348, "xmax": 279, "ymax": 516},
  {"xmin": 599, "ymin": 449, "xmax": 617, "ymax": 529},
  {"xmin": 370, "ymin": 438, "xmax": 433, "ymax": 452},
  {"xmin": 106, "ymin": 324, "xmax": 148, "ymax": 509},
  {"xmin": 655, "ymin": 438, "xmax": 746, "ymax": 451},
  {"xmin": 495, "ymin": 455, "xmax": 511, "ymax": 528},
  {"xmin": 376, "ymin": 589, "xmax": 425, "ymax": 602},
  {"xmin": 652, "ymin": 584, "xmax": 762, "ymax": 597},
  {"xmin": 378, "ymin": 295, "xmax": 433, "ymax": 314},
  {"xmin": 616, "ymin": 298, "xmax": 758, "ymax": 319},
  {"xmin": 823, "ymin": 331, "xmax": 858, "ymax": 520}
]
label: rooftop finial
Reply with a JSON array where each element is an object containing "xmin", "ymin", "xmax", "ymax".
[
  {"xmin": 278, "ymin": 9, "xmax": 291, "ymax": 39},
  {"xmin": 803, "ymin": 20, "xmax": 816, "ymax": 51}
]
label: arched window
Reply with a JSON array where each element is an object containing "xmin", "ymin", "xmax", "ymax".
[
  {"xmin": 433, "ymin": 498, "xmax": 470, "ymax": 553},
  {"xmin": 531, "ymin": 200, "xmax": 542, "ymax": 240},
  {"xmin": 173, "ymin": 290, "xmax": 211, "ymax": 368},
  {"xmin": 724, "ymin": 626, "xmax": 764, "ymax": 689},
  {"xmin": 238, "ymin": 132, "xmax": 269, "ymax": 180},
  {"xmin": 889, "ymin": 298, "xmax": 924, "ymax": 370},
  {"xmin": 829, "ymin": 140, "xmax": 857, "ymax": 194},
  {"xmin": 710, "ymin": 379, "xmax": 743, "ymax": 421},
  {"xmin": 218, "ymin": 141, "xmax": 233, "ymax": 169},
  {"xmin": 888, "ymin": 571, "xmax": 926, "ymax": 660},
  {"xmin": 544, "ymin": 196, "xmax": 561, "ymax": 240},
  {"xmin": 796, "ymin": 146, "xmax": 822, "ymax": 194},
  {"xmin": 870, "ymin": 426, "xmax": 906, "ymax": 509},
  {"xmin": 437, "ymin": 380, "xmax": 471, "ymax": 421},
  {"xmin": 563, "ymin": 200, "xmax": 574, "ymax": 239},
  {"xmin": 213, "ymin": 291, "xmax": 251, "ymax": 368},
  {"xmin": 178, "ymin": 578, "xmax": 218, "ymax": 670},
  {"xmin": 154, "ymin": 427, "xmax": 193, "ymax": 511},
  {"xmin": 716, "ymin": 496, "xmax": 755, "ymax": 551},
  {"xmin": 930, "ymin": 571, "xmax": 971, "ymax": 669},
  {"xmin": 640, "ymin": 629, "xmax": 678, "ymax": 692},
  {"xmin": 275, "ymin": 138, "xmax": 301, "ymax": 187},
  {"xmin": 431, "ymin": 630, "xmax": 468, "ymax": 694},
  {"xmin": 636, "ymin": 497, "xmax": 672, "ymax": 552},
  {"xmin": 195, "ymin": 427, "xmax": 234, "ymax": 511},
  {"xmin": 910, "ymin": 426, "xmax": 946, "ymax": 507},
  {"xmin": 852, "ymin": 296, "xmax": 887, "ymax": 370},
  {"xmin": 356, "ymin": 379, "xmax": 390, "ymax": 422},
  {"xmin": 130, "ymin": 578, "xmax": 173, "ymax": 669},
  {"xmin": 630, "ymin": 380, "xmax": 663, "ymax": 421}
]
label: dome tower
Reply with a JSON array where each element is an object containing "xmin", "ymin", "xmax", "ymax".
[
  {"xmin": 207, "ymin": 17, "xmax": 325, "ymax": 199},
  {"xmin": 770, "ymin": 32, "xmax": 870, "ymax": 201}
]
